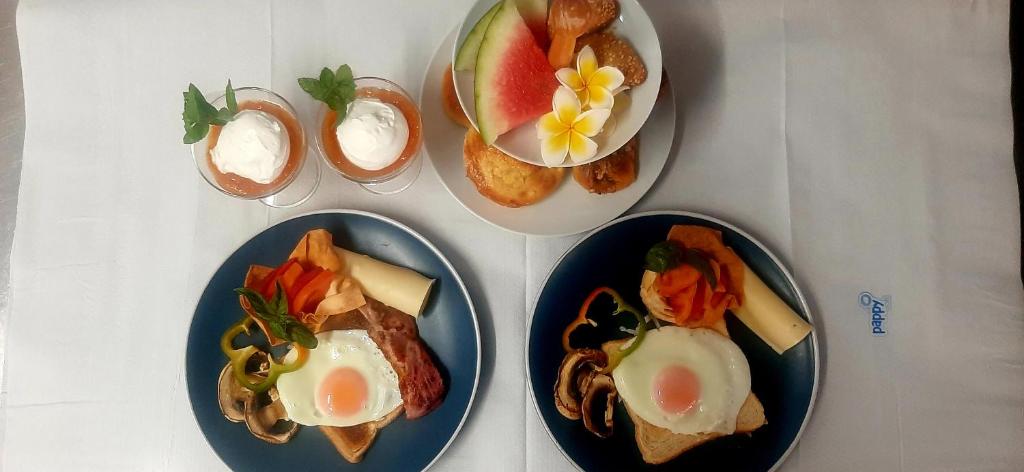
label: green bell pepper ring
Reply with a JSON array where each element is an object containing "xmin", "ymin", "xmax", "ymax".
[
  {"xmin": 219, "ymin": 316, "xmax": 310, "ymax": 393},
  {"xmin": 561, "ymin": 287, "xmax": 647, "ymax": 372}
]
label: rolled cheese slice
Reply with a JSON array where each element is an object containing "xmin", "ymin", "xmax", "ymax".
[
  {"xmin": 333, "ymin": 247, "xmax": 434, "ymax": 317},
  {"xmin": 732, "ymin": 263, "xmax": 812, "ymax": 354}
]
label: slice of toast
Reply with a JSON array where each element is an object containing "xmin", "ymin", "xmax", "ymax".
[
  {"xmin": 626, "ymin": 393, "xmax": 766, "ymax": 464},
  {"xmin": 315, "ymin": 308, "xmax": 402, "ymax": 463},
  {"xmin": 318, "ymin": 405, "xmax": 404, "ymax": 463},
  {"xmin": 603, "ymin": 321, "xmax": 766, "ymax": 464}
]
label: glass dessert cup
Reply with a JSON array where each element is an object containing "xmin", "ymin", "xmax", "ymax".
[
  {"xmin": 314, "ymin": 77, "xmax": 423, "ymax": 195},
  {"xmin": 190, "ymin": 87, "xmax": 321, "ymax": 208}
]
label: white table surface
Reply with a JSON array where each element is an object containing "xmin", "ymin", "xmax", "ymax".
[{"xmin": 5, "ymin": 0, "xmax": 1022, "ymax": 471}]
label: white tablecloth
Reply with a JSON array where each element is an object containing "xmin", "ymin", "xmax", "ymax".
[{"xmin": 6, "ymin": 0, "xmax": 1022, "ymax": 470}]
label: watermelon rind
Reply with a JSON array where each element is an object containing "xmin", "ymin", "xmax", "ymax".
[
  {"xmin": 474, "ymin": 0, "xmax": 517, "ymax": 144},
  {"xmin": 454, "ymin": 1, "xmax": 501, "ymax": 71},
  {"xmin": 475, "ymin": 0, "xmax": 558, "ymax": 145}
]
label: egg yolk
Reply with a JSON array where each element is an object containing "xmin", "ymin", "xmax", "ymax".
[
  {"xmin": 317, "ymin": 367, "xmax": 368, "ymax": 417},
  {"xmin": 652, "ymin": 365, "xmax": 701, "ymax": 414}
]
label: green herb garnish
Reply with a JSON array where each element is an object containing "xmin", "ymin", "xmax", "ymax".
[
  {"xmin": 645, "ymin": 241, "xmax": 682, "ymax": 272},
  {"xmin": 182, "ymin": 80, "xmax": 238, "ymax": 144},
  {"xmin": 235, "ymin": 283, "xmax": 318, "ymax": 349},
  {"xmin": 644, "ymin": 241, "xmax": 718, "ymax": 289},
  {"xmin": 298, "ymin": 65, "xmax": 356, "ymax": 127},
  {"xmin": 679, "ymin": 249, "xmax": 718, "ymax": 289},
  {"xmin": 219, "ymin": 316, "xmax": 311, "ymax": 393}
]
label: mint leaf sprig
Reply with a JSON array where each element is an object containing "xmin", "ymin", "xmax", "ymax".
[
  {"xmin": 298, "ymin": 65, "xmax": 356, "ymax": 127},
  {"xmin": 182, "ymin": 80, "xmax": 238, "ymax": 144},
  {"xmin": 644, "ymin": 241, "xmax": 718, "ymax": 289},
  {"xmin": 235, "ymin": 283, "xmax": 318, "ymax": 349}
]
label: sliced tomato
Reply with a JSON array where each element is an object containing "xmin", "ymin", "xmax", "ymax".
[
  {"xmin": 708, "ymin": 259, "xmax": 726, "ymax": 293},
  {"xmin": 258, "ymin": 268, "xmax": 284, "ymax": 299},
  {"xmin": 716, "ymin": 262, "xmax": 732, "ymax": 294},
  {"xmin": 668, "ymin": 283, "xmax": 698, "ymax": 325},
  {"xmin": 290, "ymin": 270, "xmax": 334, "ymax": 315},
  {"xmin": 287, "ymin": 267, "xmax": 323, "ymax": 301},
  {"xmin": 260, "ymin": 259, "xmax": 300, "ymax": 299},
  {"xmin": 279, "ymin": 263, "xmax": 303, "ymax": 290},
  {"xmin": 689, "ymin": 279, "xmax": 708, "ymax": 321},
  {"xmin": 709, "ymin": 292, "xmax": 726, "ymax": 309},
  {"xmin": 657, "ymin": 265, "xmax": 702, "ymax": 297},
  {"xmin": 702, "ymin": 295, "xmax": 730, "ymax": 327}
]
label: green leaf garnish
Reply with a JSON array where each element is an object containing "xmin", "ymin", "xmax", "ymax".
[
  {"xmin": 181, "ymin": 81, "xmax": 239, "ymax": 144},
  {"xmin": 298, "ymin": 64, "xmax": 356, "ymax": 127},
  {"xmin": 679, "ymin": 249, "xmax": 718, "ymax": 289},
  {"xmin": 235, "ymin": 284, "xmax": 318, "ymax": 349},
  {"xmin": 287, "ymin": 323, "xmax": 318, "ymax": 350},
  {"xmin": 644, "ymin": 241, "xmax": 682, "ymax": 273},
  {"xmin": 644, "ymin": 241, "xmax": 718, "ymax": 289},
  {"xmin": 225, "ymin": 80, "xmax": 238, "ymax": 114}
]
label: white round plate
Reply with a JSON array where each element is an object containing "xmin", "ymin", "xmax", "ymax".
[
  {"xmin": 451, "ymin": 0, "xmax": 662, "ymax": 167},
  {"xmin": 420, "ymin": 28, "xmax": 675, "ymax": 237}
]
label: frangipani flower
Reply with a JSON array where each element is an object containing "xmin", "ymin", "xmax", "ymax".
[
  {"xmin": 555, "ymin": 45, "xmax": 626, "ymax": 110},
  {"xmin": 537, "ymin": 86, "xmax": 611, "ymax": 165}
]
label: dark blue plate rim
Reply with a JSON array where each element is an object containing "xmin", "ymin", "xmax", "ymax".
[
  {"xmin": 184, "ymin": 209, "xmax": 482, "ymax": 471},
  {"xmin": 525, "ymin": 210, "xmax": 820, "ymax": 472}
]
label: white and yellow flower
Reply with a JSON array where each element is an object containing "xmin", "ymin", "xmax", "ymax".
[
  {"xmin": 537, "ymin": 86, "xmax": 611, "ymax": 166},
  {"xmin": 555, "ymin": 46, "xmax": 626, "ymax": 110}
]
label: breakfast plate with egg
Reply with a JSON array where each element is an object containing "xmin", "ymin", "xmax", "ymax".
[
  {"xmin": 527, "ymin": 211, "xmax": 819, "ymax": 471},
  {"xmin": 185, "ymin": 210, "xmax": 480, "ymax": 471}
]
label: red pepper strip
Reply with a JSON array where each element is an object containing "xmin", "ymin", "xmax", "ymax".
[
  {"xmin": 260, "ymin": 259, "xmax": 300, "ymax": 299},
  {"xmin": 562, "ymin": 287, "xmax": 648, "ymax": 372},
  {"xmin": 290, "ymin": 270, "xmax": 333, "ymax": 315}
]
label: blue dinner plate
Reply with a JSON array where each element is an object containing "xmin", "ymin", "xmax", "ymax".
[
  {"xmin": 527, "ymin": 211, "xmax": 819, "ymax": 471},
  {"xmin": 186, "ymin": 210, "xmax": 480, "ymax": 471}
]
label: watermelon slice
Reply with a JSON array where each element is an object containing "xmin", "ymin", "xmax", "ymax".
[
  {"xmin": 475, "ymin": 0, "xmax": 559, "ymax": 145},
  {"xmin": 455, "ymin": 0, "xmax": 549, "ymax": 70},
  {"xmin": 454, "ymin": 2, "xmax": 501, "ymax": 71},
  {"xmin": 516, "ymin": 0, "xmax": 550, "ymax": 49}
]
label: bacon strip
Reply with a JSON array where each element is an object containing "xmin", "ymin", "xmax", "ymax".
[{"xmin": 357, "ymin": 298, "xmax": 446, "ymax": 419}]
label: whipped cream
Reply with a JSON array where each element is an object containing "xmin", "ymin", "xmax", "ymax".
[
  {"xmin": 336, "ymin": 98, "xmax": 409, "ymax": 171},
  {"xmin": 211, "ymin": 110, "xmax": 290, "ymax": 184}
]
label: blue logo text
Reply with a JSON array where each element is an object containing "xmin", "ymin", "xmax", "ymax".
[{"xmin": 859, "ymin": 292, "xmax": 890, "ymax": 336}]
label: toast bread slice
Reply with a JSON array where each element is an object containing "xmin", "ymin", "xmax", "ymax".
[
  {"xmin": 313, "ymin": 308, "xmax": 401, "ymax": 463},
  {"xmin": 603, "ymin": 321, "xmax": 766, "ymax": 464},
  {"xmin": 319, "ymin": 405, "xmax": 404, "ymax": 463},
  {"xmin": 626, "ymin": 394, "xmax": 765, "ymax": 464}
]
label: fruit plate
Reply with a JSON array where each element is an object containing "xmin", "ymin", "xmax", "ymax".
[
  {"xmin": 421, "ymin": 28, "xmax": 675, "ymax": 237},
  {"xmin": 185, "ymin": 210, "xmax": 480, "ymax": 471},
  {"xmin": 452, "ymin": 0, "xmax": 662, "ymax": 167},
  {"xmin": 527, "ymin": 211, "xmax": 819, "ymax": 471}
]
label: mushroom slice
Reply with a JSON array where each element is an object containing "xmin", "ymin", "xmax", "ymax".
[
  {"xmin": 217, "ymin": 351, "xmax": 271, "ymax": 423},
  {"xmin": 217, "ymin": 363, "xmax": 251, "ymax": 423},
  {"xmin": 244, "ymin": 387, "xmax": 299, "ymax": 444},
  {"xmin": 580, "ymin": 373, "xmax": 617, "ymax": 438},
  {"xmin": 554, "ymin": 349, "xmax": 608, "ymax": 420},
  {"xmin": 576, "ymin": 367, "xmax": 598, "ymax": 396}
]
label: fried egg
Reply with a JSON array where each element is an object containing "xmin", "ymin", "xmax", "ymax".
[
  {"xmin": 612, "ymin": 326, "xmax": 750, "ymax": 435},
  {"xmin": 276, "ymin": 330, "xmax": 402, "ymax": 427}
]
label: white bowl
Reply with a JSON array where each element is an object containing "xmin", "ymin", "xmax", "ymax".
[
  {"xmin": 423, "ymin": 27, "xmax": 676, "ymax": 236},
  {"xmin": 452, "ymin": 0, "xmax": 662, "ymax": 167}
]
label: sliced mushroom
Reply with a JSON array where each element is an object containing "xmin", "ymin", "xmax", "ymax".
[
  {"xmin": 554, "ymin": 349, "xmax": 608, "ymax": 420},
  {"xmin": 244, "ymin": 387, "xmax": 299, "ymax": 444},
  {"xmin": 580, "ymin": 373, "xmax": 617, "ymax": 438},
  {"xmin": 217, "ymin": 352, "xmax": 270, "ymax": 423},
  {"xmin": 576, "ymin": 368, "xmax": 598, "ymax": 396},
  {"xmin": 217, "ymin": 363, "xmax": 250, "ymax": 423}
]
